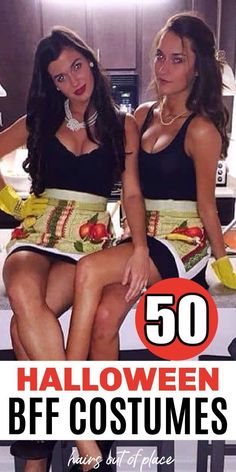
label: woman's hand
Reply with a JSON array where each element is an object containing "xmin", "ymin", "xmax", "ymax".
[{"xmin": 122, "ymin": 246, "xmax": 150, "ymax": 302}]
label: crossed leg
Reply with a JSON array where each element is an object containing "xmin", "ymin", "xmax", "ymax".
[
  {"xmin": 89, "ymin": 283, "xmax": 136, "ymax": 360},
  {"xmin": 66, "ymin": 242, "xmax": 160, "ymax": 361},
  {"xmin": 66, "ymin": 244, "xmax": 160, "ymax": 468},
  {"xmin": 7, "ymin": 245, "xmax": 160, "ymax": 471},
  {"xmin": 90, "ymin": 255, "xmax": 162, "ymax": 361}
]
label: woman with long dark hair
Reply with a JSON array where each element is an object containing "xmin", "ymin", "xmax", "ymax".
[
  {"xmin": 0, "ymin": 26, "xmax": 149, "ymax": 471},
  {"xmin": 67, "ymin": 11, "xmax": 236, "ymax": 364}
]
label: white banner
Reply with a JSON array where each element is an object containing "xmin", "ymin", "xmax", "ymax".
[{"xmin": 0, "ymin": 360, "xmax": 235, "ymax": 440}]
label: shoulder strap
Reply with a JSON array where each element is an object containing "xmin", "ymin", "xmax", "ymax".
[
  {"xmin": 178, "ymin": 113, "xmax": 196, "ymax": 138},
  {"xmin": 183, "ymin": 113, "xmax": 196, "ymax": 128},
  {"xmin": 141, "ymin": 102, "xmax": 157, "ymax": 136}
]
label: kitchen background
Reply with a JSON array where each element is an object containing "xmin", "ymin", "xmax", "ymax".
[
  {"xmin": 0, "ymin": 0, "xmax": 235, "ymax": 125},
  {"xmin": 0, "ymin": 0, "xmax": 235, "ymax": 205},
  {"xmin": 0, "ymin": 0, "xmax": 236, "ymax": 177},
  {"xmin": 0, "ymin": 1, "xmax": 236, "ymax": 471},
  {"xmin": 0, "ymin": 0, "xmax": 236, "ymax": 229}
]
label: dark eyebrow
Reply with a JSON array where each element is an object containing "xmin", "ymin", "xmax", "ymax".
[
  {"xmin": 71, "ymin": 56, "xmax": 82, "ymax": 67},
  {"xmin": 171, "ymin": 53, "xmax": 186, "ymax": 57},
  {"xmin": 53, "ymin": 56, "xmax": 82, "ymax": 80},
  {"xmin": 156, "ymin": 49, "xmax": 186, "ymax": 57},
  {"xmin": 53, "ymin": 72, "xmax": 64, "ymax": 80}
]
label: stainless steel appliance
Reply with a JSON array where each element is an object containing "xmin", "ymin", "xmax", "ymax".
[
  {"xmin": 216, "ymin": 159, "xmax": 228, "ymax": 186},
  {"xmin": 109, "ymin": 74, "xmax": 138, "ymax": 113}
]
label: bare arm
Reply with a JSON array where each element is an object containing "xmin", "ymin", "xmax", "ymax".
[
  {"xmin": 134, "ymin": 101, "xmax": 156, "ymax": 133},
  {"xmin": 121, "ymin": 113, "xmax": 147, "ymax": 251},
  {"xmin": 0, "ymin": 116, "xmax": 28, "ymax": 190},
  {"xmin": 120, "ymin": 113, "xmax": 150, "ymax": 300},
  {"xmin": 119, "ymin": 102, "xmax": 155, "ymax": 238},
  {"xmin": 186, "ymin": 116, "xmax": 226, "ymax": 259}
]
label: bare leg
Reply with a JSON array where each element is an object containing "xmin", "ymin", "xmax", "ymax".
[
  {"xmin": 90, "ymin": 261, "xmax": 161, "ymax": 360},
  {"xmin": 66, "ymin": 242, "xmax": 160, "ymax": 360},
  {"xmin": 66, "ymin": 244, "xmax": 132, "ymax": 360},
  {"xmin": 10, "ymin": 260, "xmax": 75, "ymax": 360},
  {"xmin": 10, "ymin": 316, "xmax": 29, "ymax": 360},
  {"xmin": 3, "ymin": 251, "xmax": 66, "ymax": 360},
  {"xmin": 90, "ymin": 283, "xmax": 134, "ymax": 360},
  {"xmin": 65, "ymin": 247, "xmax": 136, "ymax": 467},
  {"xmin": 9, "ymin": 260, "xmax": 75, "ymax": 472},
  {"xmin": 70, "ymin": 250, "xmax": 160, "ymax": 469},
  {"xmin": 24, "ymin": 460, "xmax": 47, "ymax": 472}
]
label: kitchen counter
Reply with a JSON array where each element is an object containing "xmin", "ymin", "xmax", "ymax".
[
  {"xmin": 1, "ymin": 227, "xmax": 236, "ymax": 359},
  {"xmin": 1, "ymin": 229, "xmax": 236, "ymax": 308}
]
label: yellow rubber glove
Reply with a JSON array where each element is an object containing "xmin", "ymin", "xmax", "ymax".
[
  {"xmin": 211, "ymin": 256, "xmax": 236, "ymax": 289},
  {"xmin": 0, "ymin": 185, "xmax": 48, "ymax": 220}
]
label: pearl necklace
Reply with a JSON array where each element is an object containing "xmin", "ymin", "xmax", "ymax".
[
  {"xmin": 64, "ymin": 99, "xmax": 98, "ymax": 132},
  {"xmin": 159, "ymin": 104, "xmax": 188, "ymax": 126}
]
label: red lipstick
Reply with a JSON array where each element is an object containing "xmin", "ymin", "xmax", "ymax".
[{"xmin": 74, "ymin": 84, "xmax": 86, "ymax": 96}]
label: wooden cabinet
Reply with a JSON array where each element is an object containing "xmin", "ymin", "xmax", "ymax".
[
  {"xmin": 193, "ymin": 0, "xmax": 217, "ymax": 35},
  {"xmin": 0, "ymin": 0, "xmax": 235, "ymax": 124},
  {"xmin": 0, "ymin": 0, "xmax": 41, "ymax": 127},
  {"xmin": 40, "ymin": 0, "xmax": 136, "ymax": 71},
  {"xmin": 220, "ymin": 0, "xmax": 236, "ymax": 68},
  {"xmin": 139, "ymin": 0, "xmax": 192, "ymax": 102},
  {"xmin": 87, "ymin": 1, "xmax": 136, "ymax": 70},
  {"xmin": 219, "ymin": 0, "xmax": 236, "ymax": 132},
  {"xmin": 40, "ymin": 0, "xmax": 87, "ymax": 40}
]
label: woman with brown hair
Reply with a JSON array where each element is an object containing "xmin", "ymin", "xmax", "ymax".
[
  {"xmin": 64, "ymin": 14, "xmax": 236, "ymax": 470},
  {"xmin": 68, "ymin": 11, "xmax": 236, "ymax": 364}
]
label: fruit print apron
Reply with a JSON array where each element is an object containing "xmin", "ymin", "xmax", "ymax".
[
  {"xmin": 6, "ymin": 189, "xmax": 114, "ymax": 260},
  {"xmin": 145, "ymin": 199, "xmax": 211, "ymax": 278}
]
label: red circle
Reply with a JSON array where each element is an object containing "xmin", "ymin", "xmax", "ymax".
[{"xmin": 135, "ymin": 278, "xmax": 218, "ymax": 360}]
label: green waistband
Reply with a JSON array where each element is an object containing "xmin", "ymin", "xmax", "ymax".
[
  {"xmin": 144, "ymin": 199, "xmax": 199, "ymax": 218},
  {"xmin": 47, "ymin": 198, "xmax": 107, "ymax": 212}
]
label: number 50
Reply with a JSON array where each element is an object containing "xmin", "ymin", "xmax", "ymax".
[{"xmin": 144, "ymin": 294, "xmax": 208, "ymax": 346}]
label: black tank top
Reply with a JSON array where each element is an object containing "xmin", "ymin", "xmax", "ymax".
[
  {"xmin": 139, "ymin": 108, "xmax": 196, "ymax": 201},
  {"xmin": 43, "ymin": 136, "xmax": 116, "ymax": 198}
]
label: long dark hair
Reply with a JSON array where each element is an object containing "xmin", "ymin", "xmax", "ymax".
[
  {"xmin": 23, "ymin": 26, "xmax": 125, "ymax": 195},
  {"xmin": 150, "ymin": 12, "xmax": 229, "ymax": 157}
]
